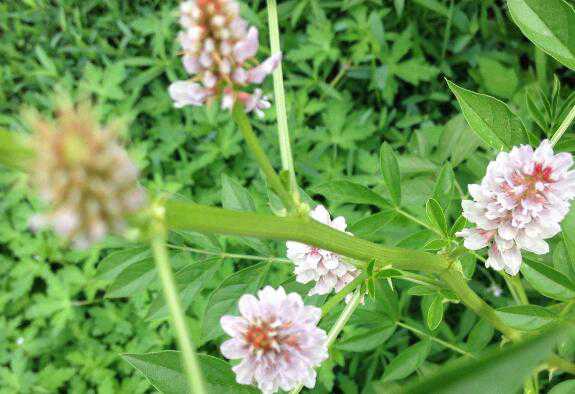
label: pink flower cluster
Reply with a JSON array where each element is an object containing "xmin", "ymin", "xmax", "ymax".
[
  {"xmin": 457, "ymin": 140, "xmax": 575, "ymax": 275},
  {"xmin": 169, "ymin": 0, "xmax": 281, "ymax": 117},
  {"xmin": 220, "ymin": 286, "xmax": 328, "ymax": 394},
  {"xmin": 286, "ymin": 205, "xmax": 360, "ymax": 298}
]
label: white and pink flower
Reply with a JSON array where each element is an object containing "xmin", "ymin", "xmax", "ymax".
[
  {"xmin": 457, "ymin": 140, "xmax": 575, "ymax": 275},
  {"xmin": 220, "ymin": 286, "xmax": 328, "ymax": 394},
  {"xmin": 286, "ymin": 205, "xmax": 361, "ymax": 297},
  {"xmin": 169, "ymin": 0, "xmax": 281, "ymax": 116}
]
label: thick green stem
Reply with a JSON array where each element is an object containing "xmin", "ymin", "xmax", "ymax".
[
  {"xmin": 150, "ymin": 206, "xmax": 207, "ymax": 394},
  {"xmin": 266, "ymin": 0, "xmax": 298, "ymax": 198},
  {"xmin": 551, "ymin": 103, "xmax": 575, "ymax": 146},
  {"xmin": 440, "ymin": 270, "xmax": 522, "ymax": 342},
  {"xmin": 232, "ymin": 104, "xmax": 294, "ymax": 211},
  {"xmin": 165, "ymin": 200, "xmax": 449, "ymax": 273}
]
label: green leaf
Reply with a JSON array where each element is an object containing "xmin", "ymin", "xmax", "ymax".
[
  {"xmin": 477, "ymin": 57, "xmax": 518, "ymax": 98},
  {"xmin": 446, "ymin": 80, "xmax": 528, "ymax": 150},
  {"xmin": 549, "ymin": 380, "xmax": 575, "ymax": 394},
  {"xmin": 496, "ymin": 305, "xmax": 557, "ymax": 331},
  {"xmin": 106, "ymin": 257, "xmax": 155, "ymax": 299},
  {"xmin": 521, "ymin": 259, "xmax": 575, "ymax": 301},
  {"xmin": 426, "ymin": 295, "xmax": 444, "ymax": 330},
  {"xmin": 507, "ymin": 0, "xmax": 575, "ymax": 71},
  {"xmin": 122, "ymin": 351, "xmax": 258, "ymax": 394},
  {"xmin": 335, "ymin": 324, "xmax": 396, "ymax": 352},
  {"xmin": 380, "ymin": 142, "xmax": 402, "ymax": 206},
  {"xmin": 349, "ymin": 209, "xmax": 398, "ymax": 238},
  {"xmin": 147, "ymin": 258, "xmax": 222, "ymax": 321},
  {"xmin": 403, "ymin": 326, "xmax": 566, "ymax": 394},
  {"xmin": 561, "ymin": 205, "xmax": 575, "ymax": 275},
  {"xmin": 436, "ymin": 115, "xmax": 481, "ymax": 167},
  {"xmin": 382, "ymin": 340, "xmax": 431, "ymax": 382},
  {"xmin": 221, "ymin": 174, "xmax": 270, "ymax": 255},
  {"xmin": 311, "ymin": 180, "xmax": 390, "ymax": 208},
  {"xmin": 433, "ymin": 164, "xmax": 455, "ymax": 209},
  {"xmin": 466, "ymin": 319, "xmax": 494, "ymax": 352},
  {"xmin": 368, "ymin": 11, "xmax": 385, "ymax": 48},
  {"xmin": 96, "ymin": 246, "xmax": 151, "ymax": 281},
  {"xmin": 221, "ymin": 174, "xmax": 256, "ymax": 212},
  {"xmin": 426, "ymin": 198, "xmax": 448, "ymax": 236},
  {"xmin": 202, "ymin": 262, "xmax": 270, "ymax": 341}
]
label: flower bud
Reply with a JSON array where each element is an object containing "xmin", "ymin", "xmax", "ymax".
[{"xmin": 27, "ymin": 100, "xmax": 146, "ymax": 248}]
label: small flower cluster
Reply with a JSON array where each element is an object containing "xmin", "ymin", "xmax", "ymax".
[
  {"xmin": 286, "ymin": 205, "xmax": 361, "ymax": 298},
  {"xmin": 169, "ymin": 0, "xmax": 281, "ymax": 117},
  {"xmin": 28, "ymin": 101, "xmax": 146, "ymax": 249},
  {"xmin": 457, "ymin": 140, "xmax": 575, "ymax": 275},
  {"xmin": 220, "ymin": 286, "xmax": 328, "ymax": 394}
]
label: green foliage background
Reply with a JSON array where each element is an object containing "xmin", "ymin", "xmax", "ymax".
[{"xmin": 1, "ymin": 0, "xmax": 574, "ymax": 393}]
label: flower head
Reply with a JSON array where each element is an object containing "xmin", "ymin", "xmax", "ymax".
[
  {"xmin": 220, "ymin": 286, "xmax": 328, "ymax": 394},
  {"xmin": 457, "ymin": 140, "xmax": 575, "ymax": 275},
  {"xmin": 169, "ymin": 0, "xmax": 281, "ymax": 116},
  {"xmin": 27, "ymin": 100, "xmax": 146, "ymax": 248},
  {"xmin": 286, "ymin": 205, "xmax": 360, "ymax": 297}
]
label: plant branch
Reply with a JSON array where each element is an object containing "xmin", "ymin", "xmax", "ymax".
[
  {"xmin": 232, "ymin": 104, "xmax": 294, "ymax": 211},
  {"xmin": 266, "ymin": 0, "xmax": 298, "ymax": 198},
  {"xmin": 440, "ymin": 270, "xmax": 522, "ymax": 342},
  {"xmin": 396, "ymin": 320, "xmax": 476, "ymax": 358},
  {"xmin": 150, "ymin": 205, "xmax": 206, "ymax": 394},
  {"xmin": 166, "ymin": 244, "xmax": 291, "ymax": 264},
  {"xmin": 164, "ymin": 200, "xmax": 450, "ymax": 273}
]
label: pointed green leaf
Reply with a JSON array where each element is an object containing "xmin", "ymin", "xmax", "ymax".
[
  {"xmin": 426, "ymin": 295, "xmax": 444, "ymax": 330},
  {"xmin": 311, "ymin": 180, "xmax": 390, "ymax": 208},
  {"xmin": 446, "ymin": 80, "xmax": 528, "ymax": 150},
  {"xmin": 403, "ymin": 326, "xmax": 566, "ymax": 394},
  {"xmin": 426, "ymin": 198, "xmax": 448, "ymax": 236},
  {"xmin": 496, "ymin": 305, "xmax": 557, "ymax": 331},
  {"xmin": 382, "ymin": 340, "xmax": 431, "ymax": 382},
  {"xmin": 380, "ymin": 142, "xmax": 402, "ymax": 206},
  {"xmin": 507, "ymin": 0, "xmax": 575, "ymax": 71},
  {"xmin": 122, "ymin": 351, "xmax": 258, "ymax": 394},
  {"xmin": 522, "ymin": 258, "xmax": 575, "ymax": 301},
  {"xmin": 336, "ymin": 323, "xmax": 396, "ymax": 352},
  {"xmin": 147, "ymin": 258, "xmax": 222, "ymax": 321},
  {"xmin": 202, "ymin": 262, "xmax": 270, "ymax": 341}
]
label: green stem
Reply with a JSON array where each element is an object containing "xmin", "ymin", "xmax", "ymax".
[
  {"xmin": 266, "ymin": 0, "xmax": 298, "ymax": 198},
  {"xmin": 290, "ymin": 290, "xmax": 363, "ymax": 394},
  {"xmin": 396, "ymin": 320, "xmax": 475, "ymax": 358},
  {"xmin": 551, "ymin": 103, "xmax": 575, "ymax": 146},
  {"xmin": 321, "ymin": 272, "xmax": 367, "ymax": 316},
  {"xmin": 150, "ymin": 206, "xmax": 207, "ymax": 394},
  {"xmin": 166, "ymin": 244, "xmax": 291, "ymax": 264},
  {"xmin": 232, "ymin": 104, "xmax": 294, "ymax": 211},
  {"xmin": 165, "ymin": 200, "xmax": 450, "ymax": 273},
  {"xmin": 440, "ymin": 270, "xmax": 522, "ymax": 342}
]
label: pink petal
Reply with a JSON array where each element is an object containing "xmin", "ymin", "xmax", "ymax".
[
  {"xmin": 247, "ymin": 52, "xmax": 282, "ymax": 84},
  {"xmin": 233, "ymin": 26, "xmax": 259, "ymax": 63}
]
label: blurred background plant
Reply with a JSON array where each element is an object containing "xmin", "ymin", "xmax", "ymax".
[{"xmin": 1, "ymin": 0, "xmax": 574, "ymax": 393}]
